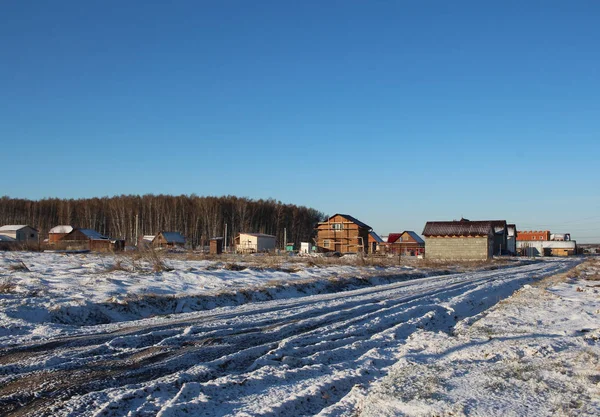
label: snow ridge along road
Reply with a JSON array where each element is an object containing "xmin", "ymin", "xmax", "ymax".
[{"xmin": 0, "ymin": 258, "xmax": 578, "ymax": 416}]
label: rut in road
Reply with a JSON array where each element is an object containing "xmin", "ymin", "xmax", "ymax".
[{"xmin": 0, "ymin": 260, "xmax": 577, "ymax": 417}]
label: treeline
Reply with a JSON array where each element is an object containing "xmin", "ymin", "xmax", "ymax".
[{"xmin": 0, "ymin": 195, "xmax": 326, "ymax": 248}]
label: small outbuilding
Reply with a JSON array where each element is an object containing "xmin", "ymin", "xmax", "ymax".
[
  {"xmin": 210, "ymin": 237, "xmax": 223, "ymax": 254},
  {"xmin": 0, "ymin": 225, "xmax": 38, "ymax": 243},
  {"xmin": 235, "ymin": 233, "xmax": 276, "ymax": 253}
]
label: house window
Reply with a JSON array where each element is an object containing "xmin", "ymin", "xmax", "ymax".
[
  {"xmin": 323, "ymin": 239, "xmax": 331, "ymax": 248},
  {"xmin": 332, "ymin": 223, "xmax": 343, "ymax": 231}
]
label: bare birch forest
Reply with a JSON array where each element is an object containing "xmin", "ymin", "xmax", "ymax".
[{"xmin": 0, "ymin": 195, "xmax": 326, "ymax": 248}]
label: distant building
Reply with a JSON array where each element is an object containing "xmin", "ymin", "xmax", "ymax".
[
  {"xmin": 422, "ymin": 220, "xmax": 495, "ymax": 261},
  {"xmin": 152, "ymin": 232, "xmax": 186, "ymax": 248},
  {"xmin": 48, "ymin": 225, "xmax": 74, "ymax": 244},
  {"xmin": 368, "ymin": 231, "xmax": 385, "ymax": 253},
  {"xmin": 58, "ymin": 228, "xmax": 124, "ymax": 252},
  {"xmin": 315, "ymin": 214, "xmax": 372, "ymax": 254},
  {"xmin": 517, "ymin": 240, "xmax": 577, "ymax": 257},
  {"xmin": 235, "ymin": 233, "xmax": 276, "ymax": 253},
  {"xmin": 386, "ymin": 231, "xmax": 425, "ymax": 256},
  {"xmin": 0, "ymin": 225, "xmax": 38, "ymax": 243},
  {"xmin": 517, "ymin": 231, "xmax": 550, "ymax": 241},
  {"xmin": 210, "ymin": 237, "xmax": 223, "ymax": 255},
  {"xmin": 506, "ymin": 224, "xmax": 517, "ymax": 255}
]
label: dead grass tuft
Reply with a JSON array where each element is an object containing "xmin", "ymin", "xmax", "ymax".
[
  {"xmin": 224, "ymin": 263, "xmax": 247, "ymax": 271},
  {"xmin": 0, "ymin": 277, "xmax": 16, "ymax": 293},
  {"xmin": 8, "ymin": 260, "xmax": 30, "ymax": 272}
]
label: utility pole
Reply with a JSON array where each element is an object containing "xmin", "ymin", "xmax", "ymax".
[
  {"xmin": 135, "ymin": 214, "xmax": 139, "ymax": 246},
  {"xmin": 224, "ymin": 223, "xmax": 228, "ymax": 253},
  {"xmin": 284, "ymin": 228, "xmax": 287, "ymax": 250}
]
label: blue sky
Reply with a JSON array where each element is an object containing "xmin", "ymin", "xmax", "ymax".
[{"xmin": 1, "ymin": 1, "xmax": 599, "ymax": 241}]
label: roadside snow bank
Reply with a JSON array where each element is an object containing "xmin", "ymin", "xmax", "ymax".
[{"xmin": 359, "ymin": 259, "xmax": 600, "ymax": 416}]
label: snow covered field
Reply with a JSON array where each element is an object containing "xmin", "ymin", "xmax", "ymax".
[
  {"xmin": 360, "ymin": 258, "xmax": 600, "ymax": 416},
  {"xmin": 0, "ymin": 252, "xmax": 591, "ymax": 416}
]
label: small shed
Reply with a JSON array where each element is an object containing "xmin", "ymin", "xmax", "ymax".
[
  {"xmin": 210, "ymin": 237, "xmax": 223, "ymax": 255},
  {"xmin": 0, "ymin": 225, "xmax": 38, "ymax": 243},
  {"xmin": 235, "ymin": 233, "xmax": 276, "ymax": 253},
  {"xmin": 153, "ymin": 232, "xmax": 186, "ymax": 248}
]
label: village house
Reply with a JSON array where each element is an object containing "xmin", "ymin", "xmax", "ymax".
[
  {"xmin": 48, "ymin": 225, "xmax": 74, "ymax": 244},
  {"xmin": 235, "ymin": 233, "xmax": 276, "ymax": 253},
  {"xmin": 57, "ymin": 228, "xmax": 124, "ymax": 252},
  {"xmin": 422, "ymin": 220, "xmax": 495, "ymax": 261},
  {"xmin": 0, "ymin": 225, "xmax": 38, "ymax": 243},
  {"xmin": 152, "ymin": 232, "xmax": 186, "ymax": 248},
  {"xmin": 517, "ymin": 231, "xmax": 576, "ymax": 257},
  {"xmin": 368, "ymin": 231, "xmax": 385, "ymax": 254},
  {"xmin": 315, "ymin": 214, "xmax": 372, "ymax": 254},
  {"xmin": 517, "ymin": 230, "xmax": 550, "ymax": 241},
  {"xmin": 386, "ymin": 231, "xmax": 425, "ymax": 256}
]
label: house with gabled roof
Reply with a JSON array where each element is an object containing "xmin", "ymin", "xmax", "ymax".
[
  {"xmin": 386, "ymin": 231, "xmax": 425, "ymax": 256},
  {"xmin": 152, "ymin": 231, "xmax": 186, "ymax": 248},
  {"xmin": 316, "ymin": 214, "xmax": 372, "ymax": 254},
  {"xmin": 368, "ymin": 231, "xmax": 385, "ymax": 254},
  {"xmin": 57, "ymin": 228, "xmax": 124, "ymax": 252}
]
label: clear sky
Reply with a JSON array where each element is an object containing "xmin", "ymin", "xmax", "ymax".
[{"xmin": 1, "ymin": 1, "xmax": 599, "ymax": 241}]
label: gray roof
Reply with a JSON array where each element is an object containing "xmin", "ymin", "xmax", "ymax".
[
  {"xmin": 158, "ymin": 232, "xmax": 186, "ymax": 243},
  {"xmin": 423, "ymin": 221, "xmax": 495, "ymax": 237},
  {"xmin": 0, "ymin": 235, "xmax": 16, "ymax": 242},
  {"xmin": 403, "ymin": 231, "xmax": 425, "ymax": 244},
  {"xmin": 79, "ymin": 229, "xmax": 109, "ymax": 240},
  {"xmin": 0, "ymin": 225, "xmax": 37, "ymax": 232},
  {"xmin": 329, "ymin": 214, "xmax": 372, "ymax": 230},
  {"xmin": 369, "ymin": 231, "xmax": 384, "ymax": 243}
]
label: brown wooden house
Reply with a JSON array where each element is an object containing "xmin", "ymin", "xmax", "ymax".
[
  {"xmin": 386, "ymin": 231, "xmax": 425, "ymax": 256},
  {"xmin": 55, "ymin": 228, "xmax": 124, "ymax": 252},
  {"xmin": 315, "ymin": 214, "xmax": 372, "ymax": 254},
  {"xmin": 152, "ymin": 231, "xmax": 186, "ymax": 248}
]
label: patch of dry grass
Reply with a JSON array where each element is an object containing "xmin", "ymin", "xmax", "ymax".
[
  {"xmin": 8, "ymin": 260, "xmax": 30, "ymax": 272},
  {"xmin": 0, "ymin": 277, "xmax": 16, "ymax": 293}
]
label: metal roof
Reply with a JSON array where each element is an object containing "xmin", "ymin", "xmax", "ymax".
[
  {"xmin": 328, "ymin": 214, "xmax": 371, "ymax": 230},
  {"xmin": 388, "ymin": 231, "xmax": 425, "ymax": 244},
  {"xmin": 369, "ymin": 231, "xmax": 384, "ymax": 243},
  {"xmin": 0, "ymin": 225, "xmax": 37, "ymax": 232},
  {"xmin": 158, "ymin": 232, "xmax": 186, "ymax": 243},
  {"xmin": 422, "ymin": 221, "xmax": 495, "ymax": 237},
  {"xmin": 78, "ymin": 229, "xmax": 109, "ymax": 240}
]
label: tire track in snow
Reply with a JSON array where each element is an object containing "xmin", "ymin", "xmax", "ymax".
[{"xmin": 0, "ymin": 259, "xmax": 578, "ymax": 416}]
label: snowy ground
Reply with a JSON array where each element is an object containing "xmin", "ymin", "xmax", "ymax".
[
  {"xmin": 0, "ymin": 251, "xmax": 437, "ymax": 345},
  {"xmin": 0, "ymin": 252, "xmax": 584, "ymax": 416},
  {"xmin": 359, "ymin": 258, "xmax": 600, "ymax": 417}
]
